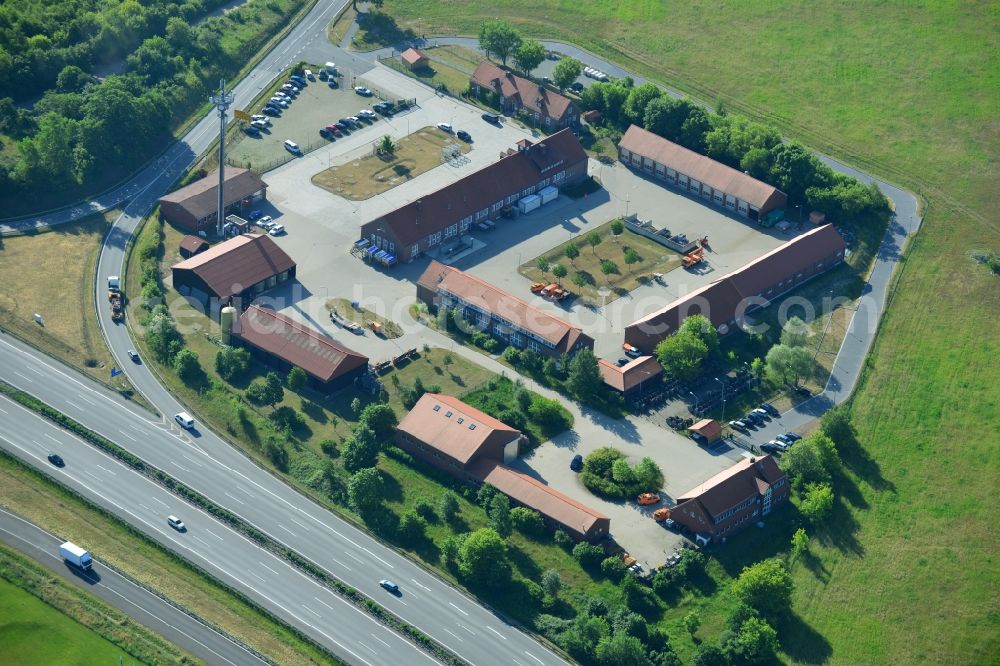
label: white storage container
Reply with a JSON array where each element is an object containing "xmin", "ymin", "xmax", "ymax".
[
  {"xmin": 538, "ymin": 185, "xmax": 559, "ymax": 205},
  {"xmin": 518, "ymin": 195, "xmax": 542, "ymax": 214}
]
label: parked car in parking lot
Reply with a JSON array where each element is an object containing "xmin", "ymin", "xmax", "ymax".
[
  {"xmin": 744, "ymin": 412, "xmax": 764, "ymax": 426},
  {"xmin": 262, "ymin": 107, "xmax": 279, "ymax": 116},
  {"xmin": 570, "ymin": 81, "xmax": 584, "ymax": 92},
  {"xmin": 354, "ymin": 86, "xmax": 373, "ymax": 96},
  {"xmin": 760, "ymin": 442, "xmax": 783, "ymax": 454},
  {"xmin": 456, "ymin": 130, "xmax": 472, "ymax": 142},
  {"xmin": 784, "ymin": 432, "xmax": 802, "ymax": 441},
  {"xmin": 243, "ymin": 125, "xmax": 260, "ymax": 136},
  {"xmin": 268, "ymin": 224, "xmax": 285, "ymax": 236},
  {"xmin": 761, "ymin": 403, "xmax": 780, "ymax": 417},
  {"xmin": 570, "ymin": 454, "xmax": 583, "ymax": 472},
  {"xmin": 326, "ymin": 123, "xmax": 342, "ymax": 136},
  {"xmin": 328, "ymin": 79, "xmax": 339, "ymax": 88},
  {"xmin": 258, "ymin": 215, "xmax": 273, "ymax": 228},
  {"xmin": 729, "ymin": 420, "xmax": 748, "ymax": 432},
  {"xmin": 436, "ymin": 122, "xmax": 453, "ymax": 133},
  {"xmin": 752, "ymin": 407, "xmax": 771, "ymax": 419},
  {"xmin": 767, "ymin": 439, "xmax": 789, "ymax": 451},
  {"xmin": 358, "ymin": 109, "xmax": 377, "ymax": 120},
  {"xmin": 481, "ymin": 112, "xmax": 500, "ymax": 124}
]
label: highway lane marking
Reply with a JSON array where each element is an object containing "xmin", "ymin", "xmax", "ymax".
[
  {"xmin": 301, "ymin": 604, "xmax": 321, "ymax": 618},
  {"xmin": 487, "ymin": 626, "xmax": 507, "ymax": 640},
  {"xmin": 27, "ymin": 365, "xmax": 44, "ymax": 376},
  {"xmin": 77, "ymin": 393, "xmax": 96, "ymax": 405},
  {"xmin": 411, "ymin": 578, "xmax": 432, "ymax": 591},
  {"xmin": 345, "ymin": 550, "xmax": 364, "ymax": 564},
  {"xmin": 330, "ymin": 557, "xmax": 351, "ymax": 571},
  {"xmin": 358, "ymin": 641, "xmax": 377, "ymax": 654},
  {"xmin": 44, "ymin": 433, "xmax": 61, "ymax": 444},
  {"xmin": 371, "ymin": 634, "xmax": 391, "ymax": 648},
  {"xmin": 512, "ymin": 659, "xmax": 527, "ymax": 666},
  {"xmin": 13, "ymin": 371, "xmax": 33, "ymax": 382},
  {"xmin": 449, "ymin": 602, "xmax": 469, "ymax": 616},
  {"xmin": 223, "ymin": 492, "xmax": 245, "ymax": 505},
  {"xmin": 443, "ymin": 628, "xmax": 463, "ymax": 642},
  {"xmin": 152, "ymin": 497, "xmax": 170, "ymax": 508},
  {"xmin": 277, "ymin": 524, "xmax": 297, "ymax": 537},
  {"xmin": 289, "ymin": 517, "xmax": 310, "ymax": 531},
  {"xmin": 205, "ymin": 530, "xmax": 224, "ymax": 541},
  {"xmin": 139, "ymin": 504, "xmax": 151, "ymax": 511},
  {"xmin": 65, "ymin": 400, "xmax": 83, "ymax": 411},
  {"xmin": 118, "ymin": 429, "xmax": 138, "ymax": 442},
  {"xmin": 172, "ymin": 461, "xmax": 192, "ymax": 473},
  {"xmin": 95, "ymin": 464, "xmax": 116, "ymax": 475},
  {"xmin": 525, "ymin": 651, "xmax": 545, "ymax": 665},
  {"xmin": 181, "ymin": 453, "xmax": 203, "ymax": 467},
  {"xmin": 0, "ymin": 406, "xmax": 6, "ymax": 414},
  {"xmin": 235, "ymin": 484, "xmax": 255, "ymax": 497},
  {"xmin": 458, "ymin": 623, "xmax": 475, "ymax": 635},
  {"xmin": 259, "ymin": 562, "xmax": 280, "ymax": 576},
  {"xmin": 192, "ymin": 535, "xmax": 211, "ymax": 548},
  {"xmin": 361, "ymin": 546, "xmax": 394, "ymax": 569},
  {"xmin": 247, "ymin": 570, "xmax": 267, "ymax": 583},
  {"xmin": 83, "ymin": 470, "xmax": 102, "ymax": 482},
  {"xmin": 313, "ymin": 596, "xmax": 334, "ymax": 611}
]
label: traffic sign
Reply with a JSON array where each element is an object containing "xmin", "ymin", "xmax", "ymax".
[{"xmin": 234, "ymin": 109, "xmax": 251, "ymax": 122}]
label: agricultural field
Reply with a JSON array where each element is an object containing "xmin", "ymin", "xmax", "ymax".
[{"xmin": 374, "ymin": 1, "xmax": 1000, "ymax": 663}]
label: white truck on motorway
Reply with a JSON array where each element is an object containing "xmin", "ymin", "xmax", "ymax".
[
  {"xmin": 107, "ymin": 276, "xmax": 121, "ymax": 292},
  {"xmin": 59, "ymin": 541, "xmax": 93, "ymax": 570}
]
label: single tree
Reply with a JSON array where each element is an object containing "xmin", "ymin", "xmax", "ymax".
[
  {"xmin": 587, "ymin": 230, "xmax": 602, "ymax": 254},
  {"xmin": 571, "ymin": 272, "xmax": 589, "ymax": 288},
  {"xmin": 680, "ymin": 314, "xmax": 721, "ymax": 357},
  {"xmin": 790, "ymin": 527, "xmax": 809, "ymax": 563},
  {"xmin": 347, "ymin": 467, "xmax": 383, "ymax": 513},
  {"xmin": 378, "ymin": 134, "xmax": 396, "ymax": 156},
  {"xmin": 173, "ymin": 349, "xmax": 202, "ymax": 384},
  {"xmin": 552, "ymin": 263, "xmax": 568, "ymax": 279},
  {"xmin": 536, "ymin": 256, "xmax": 550, "ymax": 274},
  {"xmin": 215, "ymin": 346, "xmax": 250, "ymax": 381},
  {"xmin": 541, "ymin": 569, "xmax": 562, "ymax": 597},
  {"xmin": 567, "ymin": 348, "xmax": 603, "ymax": 401},
  {"xmin": 341, "ymin": 424, "xmax": 381, "ymax": 472},
  {"xmin": 488, "ymin": 493, "xmax": 512, "ymax": 537},
  {"xmin": 513, "ymin": 39, "xmax": 546, "ymax": 75},
  {"xmin": 438, "ymin": 491, "xmax": 460, "ymax": 522},
  {"xmin": 478, "ymin": 19, "xmax": 522, "ymax": 66},
  {"xmin": 728, "ymin": 617, "xmax": 779, "ymax": 664},
  {"xmin": 564, "ymin": 242, "xmax": 580, "ymax": 264},
  {"xmin": 552, "ymin": 57, "xmax": 582, "ymax": 92},
  {"xmin": 611, "ymin": 219, "xmax": 625, "ymax": 237},
  {"xmin": 397, "ymin": 510, "xmax": 427, "ymax": 546},
  {"xmin": 683, "ymin": 610, "xmax": 702, "ymax": 637},
  {"xmin": 350, "ymin": 396, "xmax": 362, "ymax": 414},
  {"xmin": 656, "ymin": 330, "xmax": 709, "ymax": 381},
  {"xmin": 600, "ymin": 259, "xmax": 619, "ymax": 279},
  {"xmin": 623, "ymin": 247, "xmax": 640, "ymax": 272},
  {"xmin": 458, "ymin": 528, "xmax": 511, "ymax": 586},
  {"xmin": 357, "ymin": 402, "xmax": 398, "ymax": 442},
  {"xmin": 624, "ymin": 82, "xmax": 663, "ymax": 126},
  {"xmin": 264, "ymin": 372, "xmax": 284, "ymax": 409},
  {"xmin": 287, "ymin": 366, "xmax": 307, "ymax": 392},
  {"xmin": 750, "ymin": 356, "xmax": 766, "ymax": 379},
  {"xmin": 799, "ymin": 482, "xmax": 835, "ymax": 524},
  {"xmin": 595, "ymin": 633, "xmax": 649, "ymax": 665},
  {"xmin": 765, "ymin": 343, "xmax": 815, "ymax": 386},
  {"xmin": 732, "ymin": 559, "xmax": 794, "ymax": 616},
  {"xmin": 780, "ymin": 315, "xmax": 809, "ymax": 347}
]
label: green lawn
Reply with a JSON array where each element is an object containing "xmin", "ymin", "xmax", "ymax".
[
  {"xmin": 0, "ymin": 572, "xmax": 147, "ymax": 666},
  {"xmin": 378, "ymin": 2, "xmax": 1000, "ymax": 663}
]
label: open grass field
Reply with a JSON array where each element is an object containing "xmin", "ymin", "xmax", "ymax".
[
  {"xmin": 0, "ymin": 564, "xmax": 148, "ymax": 666},
  {"xmin": 519, "ymin": 220, "xmax": 682, "ymax": 305},
  {"xmin": 377, "ymin": 1, "xmax": 1000, "ymax": 663},
  {"xmin": 381, "ymin": 55, "xmax": 472, "ymax": 97},
  {"xmin": 312, "ymin": 127, "xmax": 470, "ymax": 199}
]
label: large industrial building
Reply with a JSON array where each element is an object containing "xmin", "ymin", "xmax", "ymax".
[
  {"xmin": 396, "ymin": 394, "xmax": 610, "ymax": 541},
  {"xmin": 359, "ymin": 129, "xmax": 588, "ymax": 264},
  {"xmin": 233, "ymin": 305, "xmax": 368, "ymax": 393},
  {"xmin": 159, "ymin": 168, "xmax": 267, "ymax": 232},
  {"xmin": 417, "ymin": 260, "xmax": 594, "ymax": 358},
  {"xmin": 618, "ymin": 125, "xmax": 787, "ymax": 221},
  {"xmin": 171, "ymin": 234, "xmax": 295, "ymax": 312},
  {"xmin": 625, "ymin": 224, "xmax": 846, "ymax": 351}
]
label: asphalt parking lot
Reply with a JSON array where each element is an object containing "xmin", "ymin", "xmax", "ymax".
[{"xmin": 228, "ymin": 74, "xmax": 390, "ymax": 168}]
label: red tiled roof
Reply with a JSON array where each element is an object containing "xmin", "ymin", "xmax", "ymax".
[
  {"xmin": 470, "ymin": 460, "xmax": 609, "ymax": 535},
  {"xmin": 471, "ymin": 62, "xmax": 576, "ymax": 122},
  {"xmin": 677, "ymin": 456, "xmax": 785, "ymax": 518},
  {"xmin": 690, "ymin": 419, "xmax": 722, "ymax": 441},
  {"xmin": 401, "ymin": 48, "xmax": 429, "ymax": 65},
  {"xmin": 619, "ymin": 125, "xmax": 785, "ymax": 210},
  {"xmin": 234, "ymin": 305, "xmax": 368, "ymax": 382},
  {"xmin": 171, "ymin": 234, "xmax": 295, "ymax": 300},
  {"xmin": 598, "ymin": 355, "xmax": 663, "ymax": 392},
  {"xmin": 363, "ymin": 129, "xmax": 586, "ymax": 246},
  {"xmin": 179, "ymin": 235, "xmax": 209, "ymax": 255},
  {"xmin": 417, "ymin": 260, "xmax": 593, "ymax": 352},
  {"xmin": 397, "ymin": 394, "xmax": 522, "ymax": 465},
  {"xmin": 159, "ymin": 168, "xmax": 266, "ymax": 222}
]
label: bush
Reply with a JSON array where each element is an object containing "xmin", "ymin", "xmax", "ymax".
[
  {"xmin": 438, "ymin": 491, "xmax": 460, "ymax": 523},
  {"xmin": 172, "ymin": 348, "xmax": 202, "ymax": 384},
  {"xmin": 600, "ymin": 556, "xmax": 627, "ymax": 581},
  {"xmin": 215, "ymin": 346, "xmax": 250, "ymax": 382},
  {"xmin": 501, "ymin": 346, "xmax": 522, "ymax": 365},
  {"xmin": 319, "ymin": 439, "xmax": 338, "ymax": 457},
  {"xmin": 269, "ymin": 406, "xmax": 304, "ymax": 432},
  {"xmin": 573, "ymin": 542, "xmax": 605, "ymax": 570},
  {"xmin": 554, "ymin": 529, "xmax": 574, "ymax": 549},
  {"xmin": 581, "ymin": 447, "xmax": 662, "ymax": 498},
  {"xmin": 799, "ymin": 482, "xmax": 835, "ymax": 524},
  {"xmin": 397, "ymin": 510, "xmax": 427, "ymax": 546},
  {"xmin": 263, "ymin": 439, "xmax": 288, "ymax": 471},
  {"xmin": 413, "ymin": 499, "xmax": 437, "ymax": 523},
  {"xmin": 510, "ymin": 507, "xmax": 545, "ymax": 537}
]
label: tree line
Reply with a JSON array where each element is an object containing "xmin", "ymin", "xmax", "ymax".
[{"xmin": 0, "ymin": 0, "xmax": 309, "ymax": 204}]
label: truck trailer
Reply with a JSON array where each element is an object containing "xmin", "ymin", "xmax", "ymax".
[{"xmin": 59, "ymin": 541, "xmax": 93, "ymax": 570}]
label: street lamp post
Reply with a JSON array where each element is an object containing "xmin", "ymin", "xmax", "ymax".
[
  {"xmin": 715, "ymin": 377, "xmax": 727, "ymax": 421},
  {"xmin": 688, "ymin": 391, "xmax": 699, "ymax": 414}
]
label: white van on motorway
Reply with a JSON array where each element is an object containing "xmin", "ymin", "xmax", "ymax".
[{"xmin": 174, "ymin": 412, "xmax": 195, "ymax": 429}]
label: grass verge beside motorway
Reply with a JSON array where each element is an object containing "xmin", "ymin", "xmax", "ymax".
[
  {"xmin": 0, "ymin": 448, "xmax": 336, "ymax": 666},
  {"xmin": 0, "ymin": 546, "xmax": 174, "ymax": 666}
]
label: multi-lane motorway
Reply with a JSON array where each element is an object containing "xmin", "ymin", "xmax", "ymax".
[
  {"xmin": 0, "ymin": 508, "xmax": 270, "ymax": 666},
  {"xmin": 0, "ymin": 333, "xmax": 569, "ymax": 666}
]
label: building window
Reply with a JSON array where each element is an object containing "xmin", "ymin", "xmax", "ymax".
[
  {"xmin": 553, "ymin": 170, "xmax": 566, "ymax": 183},
  {"xmin": 492, "ymin": 201, "xmax": 503, "ymax": 212},
  {"xmin": 538, "ymin": 177, "xmax": 551, "ymax": 188},
  {"xmin": 433, "ymin": 405, "xmax": 441, "ymax": 412},
  {"xmin": 475, "ymin": 208, "xmax": 488, "ymax": 220},
  {"xmin": 427, "ymin": 231, "xmax": 442, "ymax": 246},
  {"xmin": 445, "ymin": 411, "xmax": 453, "ymax": 418},
  {"xmin": 410, "ymin": 243, "xmax": 419, "ymax": 257}
]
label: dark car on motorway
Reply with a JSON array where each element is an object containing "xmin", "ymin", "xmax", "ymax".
[
  {"xmin": 47, "ymin": 453, "xmax": 65, "ymax": 467},
  {"xmin": 379, "ymin": 579, "xmax": 400, "ymax": 594},
  {"xmin": 570, "ymin": 454, "xmax": 584, "ymax": 472}
]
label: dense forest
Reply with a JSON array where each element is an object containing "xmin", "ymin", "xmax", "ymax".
[{"xmin": 0, "ymin": 0, "xmax": 309, "ymax": 211}]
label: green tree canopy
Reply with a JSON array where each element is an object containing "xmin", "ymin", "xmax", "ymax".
[
  {"xmin": 514, "ymin": 39, "xmax": 546, "ymax": 74},
  {"xmin": 552, "ymin": 263, "xmax": 568, "ymax": 279},
  {"xmin": 172, "ymin": 348, "xmax": 201, "ymax": 384},
  {"xmin": 564, "ymin": 242, "xmax": 580, "ymax": 263},
  {"xmin": 568, "ymin": 348, "xmax": 603, "ymax": 401},
  {"xmin": 287, "ymin": 366, "xmax": 308, "ymax": 392},
  {"xmin": 341, "ymin": 424, "xmax": 381, "ymax": 472},
  {"xmin": 780, "ymin": 315, "xmax": 810, "ymax": 347},
  {"xmin": 731, "ymin": 559, "xmax": 794, "ymax": 616},
  {"xmin": 624, "ymin": 82, "xmax": 663, "ymax": 126},
  {"xmin": 552, "ymin": 57, "xmax": 582, "ymax": 91},
  {"xmin": 800, "ymin": 482, "xmax": 835, "ymax": 524},
  {"xmin": 215, "ymin": 346, "xmax": 250, "ymax": 382},
  {"xmin": 595, "ymin": 632, "xmax": 652, "ymax": 666},
  {"xmin": 655, "ymin": 330, "xmax": 709, "ymax": 381},
  {"xmin": 765, "ymin": 343, "xmax": 815, "ymax": 385},
  {"xmin": 347, "ymin": 467, "xmax": 383, "ymax": 514},
  {"xmin": 478, "ymin": 19, "xmax": 522, "ymax": 66},
  {"xmin": 587, "ymin": 230, "xmax": 603, "ymax": 253},
  {"xmin": 459, "ymin": 528, "xmax": 511, "ymax": 586}
]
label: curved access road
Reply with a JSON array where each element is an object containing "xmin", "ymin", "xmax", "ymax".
[{"xmin": 0, "ymin": 508, "xmax": 270, "ymax": 666}]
